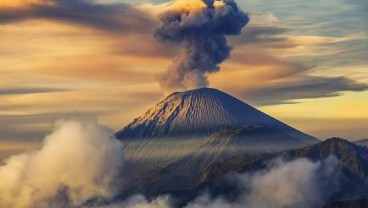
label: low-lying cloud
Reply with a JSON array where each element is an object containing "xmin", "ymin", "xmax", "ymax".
[
  {"xmin": 183, "ymin": 157, "xmax": 340, "ymax": 208},
  {"xmin": 94, "ymin": 157, "xmax": 340, "ymax": 208},
  {"xmin": 0, "ymin": 119, "xmax": 124, "ymax": 208},
  {"xmin": 242, "ymin": 157, "xmax": 340, "ymax": 208}
]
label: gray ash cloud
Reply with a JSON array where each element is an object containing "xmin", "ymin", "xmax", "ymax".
[{"xmin": 155, "ymin": 0, "xmax": 249, "ymax": 93}]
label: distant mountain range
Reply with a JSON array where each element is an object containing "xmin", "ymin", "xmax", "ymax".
[
  {"xmin": 355, "ymin": 139, "xmax": 368, "ymax": 147},
  {"xmin": 324, "ymin": 199, "xmax": 368, "ymax": 208},
  {"xmin": 112, "ymin": 88, "xmax": 368, "ymax": 207}
]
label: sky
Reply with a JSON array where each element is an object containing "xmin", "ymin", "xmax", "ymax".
[{"xmin": 0, "ymin": 0, "xmax": 367, "ymax": 157}]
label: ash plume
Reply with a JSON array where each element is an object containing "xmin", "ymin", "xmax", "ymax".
[{"xmin": 155, "ymin": 0, "xmax": 249, "ymax": 93}]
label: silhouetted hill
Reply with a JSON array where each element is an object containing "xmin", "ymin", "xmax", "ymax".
[
  {"xmin": 355, "ymin": 138, "xmax": 368, "ymax": 147},
  {"xmin": 198, "ymin": 138, "xmax": 368, "ymax": 204},
  {"xmin": 323, "ymin": 199, "xmax": 368, "ymax": 208}
]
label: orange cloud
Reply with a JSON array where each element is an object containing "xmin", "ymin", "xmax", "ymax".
[
  {"xmin": 0, "ymin": 0, "xmax": 52, "ymax": 8},
  {"xmin": 167, "ymin": 0, "xmax": 225, "ymax": 13},
  {"xmin": 0, "ymin": 0, "xmax": 366, "ymax": 142}
]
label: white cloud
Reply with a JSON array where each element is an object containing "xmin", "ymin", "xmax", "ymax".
[
  {"xmin": 95, "ymin": 157, "xmax": 340, "ymax": 208},
  {"xmin": 184, "ymin": 157, "xmax": 340, "ymax": 208},
  {"xmin": 91, "ymin": 195, "xmax": 171, "ymax": 208},
  {"xmin": 0, "ymin": 118, "xmax": 124, "ymax": 208},
  {"xmin": 242, "ymin": 157, "xmax": 340, "ymax": 208}
]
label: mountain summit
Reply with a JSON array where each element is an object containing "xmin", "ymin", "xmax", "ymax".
[{"xmin": 116, "ymin": 88, "xmax": 318, "ymax": 146}]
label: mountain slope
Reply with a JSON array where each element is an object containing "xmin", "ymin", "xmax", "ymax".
[
  {"xmin": 199, "ymin": 138, "xmax": 368, "ymax": 203},
  {"xmin": 201, "ymin": 138, "xmax": 368, "ymax": 183},
  {"xmin": 116, "ymin": 88, "xmax": 318, "ymax": 145},
  {"xmin": 115, "ymin": 138, "xmax": 368, "ymax": 207}
]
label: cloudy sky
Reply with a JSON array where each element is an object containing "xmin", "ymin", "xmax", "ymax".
[{"xmin": 0, "ymin": 0, "xmax": 367, "ymax": 156}]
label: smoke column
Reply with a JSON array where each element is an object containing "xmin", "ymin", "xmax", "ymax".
[{"xmin": 155, "ymin": 0, "xmax": 249, "ymax": 93}]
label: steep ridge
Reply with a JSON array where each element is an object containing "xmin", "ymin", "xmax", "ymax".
[
  {"xmin": 198, "ymin": 138, "xmax": 368, "ymax": 204},
  {"xmin": 201, "ymin": 138, "xmax": 368, "ymax": 182}
]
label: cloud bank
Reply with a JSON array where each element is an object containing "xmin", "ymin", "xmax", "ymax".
[
  {"xmin": 0, "ymin": 119, "xmax": 124, "ymax": 208},
  {"xmin": 155, "ymin": 0, "xmax": 249, "ymax": 93},
  {"xmin": 245, "ymin": 76, "xmax": 368, "ymax": 105},
  {"xmin": 0, "ymin": 0, "xmax": 156, "ymax": 33}
]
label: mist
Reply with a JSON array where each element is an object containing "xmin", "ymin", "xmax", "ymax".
[
  {"xmin": 93, "ymin": 157, "xmax": 340, "ymax": 208},
  {"xmin": 0, "ymin": 119, "xmax": 124, "ymax": 208},
  {"xmin": 185, "ymin": 157, "xmax": 340, "ymax": 208}
]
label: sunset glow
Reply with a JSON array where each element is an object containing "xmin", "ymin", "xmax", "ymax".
[{"xmin": 0, "ymin": 0, "xmax": 367, "ymax": 155}]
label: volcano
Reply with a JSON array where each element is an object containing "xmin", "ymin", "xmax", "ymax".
[
  {"xmin": 116, "ymin": 88, "xmax": 318, "ymax": 147},
  {"xmin": 115, "ymin": 88, "xmax": 319, "ymax": 184},
  {"xmin": 113, "ymin": 89, "xmax": 368, "ymax": 206}
]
